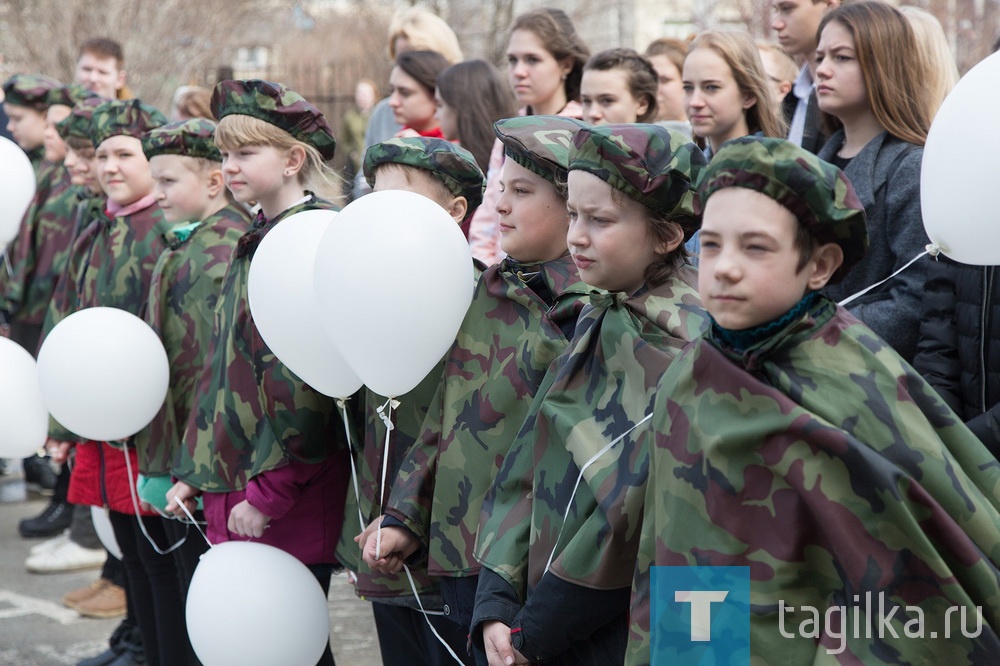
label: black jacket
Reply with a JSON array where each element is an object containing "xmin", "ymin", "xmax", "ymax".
[
  {"xmin": 913, "ymin": 258, "xmax": 1000, "ymax": 456},
  {"xmin": 781, "ymin": 86, "xmax": 827, "ymax": 155}
]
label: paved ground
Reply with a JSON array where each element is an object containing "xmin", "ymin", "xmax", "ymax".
[{"xmin": 0, "ymin": 466, "xmax": 382, "ymax": 665}]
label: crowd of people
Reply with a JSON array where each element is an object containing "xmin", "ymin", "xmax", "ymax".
[{"xmin": 1, "ymin": 2, "xmax": 998, "ymax": 665}]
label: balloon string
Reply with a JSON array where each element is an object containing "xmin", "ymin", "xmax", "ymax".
[
  {"xmin": 402, "ymin": 564, "xmax": 465, "ymax": 665},
  {"xmin": 121, "ymin": 440, "xmax": 189, "ymax": 555},
  {"xmin": 336, "ymin": 398, "xmax": 366, "ymax": 533},
  {"xmin": 375, "ymin": 396, "xmax": 398, "ymax": 560},
  {"xmin": 2, "ymin": 249, "xmax": 11, "ymax": 277},
  {"xmin": 838, "ymin": 247, "xmax": 933, "ymax": 307},
  {"xmin": 543, "ymin": 412, "xmax": 653, "ymax": 576}
]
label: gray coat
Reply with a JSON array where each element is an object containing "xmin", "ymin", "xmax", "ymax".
[{"xmin": 819, "ymin": 129, "xmax": 930, "ymax": 363}]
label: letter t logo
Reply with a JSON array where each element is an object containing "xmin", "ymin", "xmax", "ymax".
[{"xmin": 675, "ymin": 590, "xmax": 729, "ymax": 641}]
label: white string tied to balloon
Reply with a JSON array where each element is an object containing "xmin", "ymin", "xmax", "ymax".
[
  {"xmin": 374, "ymin": 396, "xmax": 399, "ymax": 562},
  {"xmin": 336, "ymin": 397, "xmax": 366, "ymax": 533},
  {"xmin": 837, "ymin": 244, "xmax": 937, "ymax": 307},
  {"xmin": 3, "ymin": 248, "xmax": 12, "ymax": 277},
  {"xmin": 544, "ymin": 412, "xmax": 654, "ymax": 576}
]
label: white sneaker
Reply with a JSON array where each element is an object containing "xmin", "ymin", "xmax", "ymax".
[
  {"xmin": 29, "ymin": 530, "xmax": 71, "ymax": 556},
  {"xmin": 26, "ymin": 539, "xmax": 107, "ymax": 574}
]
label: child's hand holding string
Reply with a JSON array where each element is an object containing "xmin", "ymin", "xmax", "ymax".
[
  {"xmin": 165, "ymin": 480, "xmax": 200, "ymax": 519},
  {"xmin": 361, "ymin": 524, "xmax": 418, "ymax": 574},
  {"xmin": 228, "ymin": 499, "xmax": 271, "ymax": 538}
]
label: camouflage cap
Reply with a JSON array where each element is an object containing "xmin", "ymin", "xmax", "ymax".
[
  {"xmin": 494, "ymin": 115, "xmax": 589, "ymax": 189},
  {"xmin": 696, "ymin": 136, "xmax": 868, "ymax": 283},
  {"xmin": 569, "ymin": 123, "xmax": 707, "ymax": 238},
  {"xmin": 47, "ymin": 83, "xmax": 98, "ymax": 109},
  {"xmin": 210, "ymin": 79, "xmax": 336, "ymax": 161},
  {"xmin": 90, "ymin": 99, "xmax": 168, "ymax": 147},
  {"xmin": 56, "ymin": 97, "xmax": 105, "ymax": 143},
  {"xmin": 142, "ymin": 119, "xmax": 222, "ymax": 161},
  {"xmin": 363, "ymin": 137, "xmax": 485, "ymax": 212},
  {"xmin": 2, "ymin": 74, "xmax": 62, "ymax": 110}
]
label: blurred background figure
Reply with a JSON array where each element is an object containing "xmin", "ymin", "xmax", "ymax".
[
  {"xmin": 757, "ymin": 41, "xmax": 799, "ymax": 107},
  {"xmin": 644, "ymin": 37, "xmax": 690, "ymax": 137},
  {"xmin": 169, "ymin": 85, "xmax": 213, "ymax": 121},
  {"xmin": 341, "ymin": 78, "xmax": 378, "ymax": 194},
  {"xmin": 900, "ymin": 6, "xmax": 959, "ymax": 122}
]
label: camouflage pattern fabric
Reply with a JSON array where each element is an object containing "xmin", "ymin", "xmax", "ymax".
[
  {"xmin": 211, "ymin": 79, "xmax": 336, "ymax": 161},
  {"xmin": 384, "ymin": 254, "xmax": 590, "ymax": 577},
  {"xmin": 2, "ymin": 74, "xmax": 61, "ymax": 110},
  {"xmin": 338, "ymin": 260, "xmax": 487, "ymax": 603},
  {"xmin": 569, "ymin": 124, "xmax": 705, "ymax": 237},
  {"xmin": 178, "ymin": 196, "xmax": 346, "ymax": 492},
  {"xmin": 3, "ymin": 166, "xmax": 82, "ymax": 325},
  {"xmin": 56, "ymin": 98, "xmax": 104, "ymax": 143},
  {"xmin": 363, "ymin": 137, "xmax": 485, "ymax": 212},
  {"xmin": 141, "ymin": 119, "xmax": 222, "ymax": 162},
  {"xmin": 134, "ymin": 204, "xmax": 250, "ymax": 477},
  {"xmin": 49, "ymin": 199, "xmax": 171, "ymax": 441},
  {"xmin": 494, "ymin": 115, "xmax": 589, "ymax": 186},
  {"xmin": 628, "ymin": 296, "xmax": 1000, "ymax": 665},
  {"xmin": 476, "ymin": 268, "xmax": 707, "ymax": 599},
  {"xmin": 47, "ymin": 83, "xmax": 97, "ymax": 109},
  {"xmin": 89, "ymin": 99, "xmax": 167, "ymax": 148},
  {"xmin": 696, "ymin": 136, "xmax": 868, "ymax": 283}
]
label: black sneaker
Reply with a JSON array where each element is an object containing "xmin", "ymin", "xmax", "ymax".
[
  {"xmin": 18, "ymin": 500, "xmax": 73, "ymax": 538},
  {"xmin": 23, "ymin": 456, "xmax": 57, "ymax": 496}
]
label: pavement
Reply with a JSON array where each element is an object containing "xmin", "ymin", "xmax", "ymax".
[{"xmin": 0, "ymin": 464, "xmax": 382, "ymax": 665}]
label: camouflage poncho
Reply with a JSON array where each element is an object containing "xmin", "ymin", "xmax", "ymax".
[
  {"xmin": 134, "ymin": 204, "xmax": 250, "ymax": 477},
  {"xmin": 628, "ymin": 296, "xmax": 1000, "ymax": 665},
  {"xmin": 4, "ymin": 164, "xmax": 81, "ymax": 325},
  {"xmin": 385, "ymin": 254, "xmax": 590, "ymax": 577},
  {"xmin": 477, "ymin": 268, "xmax": 707, "ymax": 597},
  {"xmin": 178, "ymin": 196, "xmax": 345, "ymax": 493}
]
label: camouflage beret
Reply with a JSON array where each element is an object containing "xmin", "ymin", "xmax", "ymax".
[
  {"xmin": 494, "ymin": 116, "xmax": 589, "ymax": 189},
  {"xmin": 569, "ymin": 123, "xmax": 707, "ymax": 238},
  {"xmin": 2, "ymin": 74, "xmax": 62, "ymax": 110},
  {"xmin": 90, "ymin": 99, "xmax": 168, "ymax": 147},
  {"xmin": 210, "ymin": 79, "xmax": 336, "ymax": 161},
  {"xmin": 142, "ymin": 119, "xmax": 222, "ymax": 161},
  {"xmin": 696, "ymin": 136, "xmax": 868, "ymax": 284},
  {"xmin": 47, "ymin": 83, "xmax": 98, "ymax": 109},
  {"xmin": 56, "ymin": 97, "xmax": 105, "ymax": 143},
  {"xmin": 363, "ymin": 137, "xmax": 485, "ymax": 213}
]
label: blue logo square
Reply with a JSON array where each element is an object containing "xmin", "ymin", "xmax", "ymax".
[{"xmin": 650, "ymin": 566, "xmax": 750, "ymax": 665}]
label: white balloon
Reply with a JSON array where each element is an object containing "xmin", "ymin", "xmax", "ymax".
[
  {"xmin": 89, "ymin": 506, "xmax": 123, "ymax": 560},
  {"xmin": 314, "ymin": 190, "xmax": 474, "ymax": 397},
  {"xmin": 0, "ymin": 136, "xmax": 36, "ymax": 246},
  {"xmin": 248, "ymin": 209, "xmax": 363, "ymax": 398},
  {"xmin": 0, "ymin": 337, "xmax": 49, "ymax": 458},
  {"xmin": 36, "ymin": 307, "xmax": 169, "ymax": 441},
  {"xmin": 186, "ymin": 541, "xmax": 330, "ymax": 666},
  {"xmin": 921, "ymin": 51, "xmax": 1000, "ymax": 265}
]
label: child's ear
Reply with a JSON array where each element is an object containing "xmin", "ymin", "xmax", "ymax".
[
  {"xmin": 447, "ymin": 196, "xmax": 468, "ymax": 225},
  {"xmin": 654, "ymin": 221, "xmax": 685, "ymax": 256},
  {"xmin": 806, "ymin": 242, "xmax": 844, "ymax": 290},
  {"xmin": 285, "ymin": 145, "xmax": 307, "ymax": 177},
  {"xmin": 206, "ymin": 168, "xmax": 225, "ymax": 199},
  {"xmin": 636, "ymin": 96, "xmax": 651, "ymax": 120}
]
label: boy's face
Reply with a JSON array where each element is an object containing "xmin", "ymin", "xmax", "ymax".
[
  {"xmin": 4, "ymin": 104, "xmax": 48, "ymax": 151},
  {"xmin": 699, "ymin": 187, "xmax": 829, "ymax": 330},
  {"xmin": 96, "ymin": 134, "xmax": 154, "ymax": 205},
  {"xmin": 771, "ymin": 0, "xmax": 833, "ymax": 59},
  {"xmin": 567, "ymin": 169, "xmax": 671, "ymax": 295},
  {"xmin": 150, "ymin": 154, "xmax": 217, "ymax": 224},
  {"xmin": 64, "ymin": 145, "xmax": 103, "ymax": 194},
  {"xmin": 75, "ymin": 53, "xmax": 126, "ymax": 100},
  {"xmin": 495, "ymin": 159, "xmax": 569, "ymax": 264},
  {"xmin": 43, "ymin": 105, "xmax": 72, "ymax": 163}
]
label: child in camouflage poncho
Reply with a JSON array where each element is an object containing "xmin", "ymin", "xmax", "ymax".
[
  {"xmin": 345, "ymin": 137, "xmax": 487, "ymax": 666},
  {"xmin": 629, "ymin": 137, "xmax": 1000, "ymax": 665},
  {"xmin": 472, "ymin": 123, "xmax": 709, "ymax": 665},
  {"xmin": 362, "ymin": 117, "xmax": 591, "ymax": 666}
]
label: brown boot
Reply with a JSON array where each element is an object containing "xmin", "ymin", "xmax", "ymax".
[
  {"xmin": 62, "ymin": 577, "xmax": 112, "ymax": 609},
  {"xmin": 75, "ymin": 582, "xmax": 127, "ymax": 619}
]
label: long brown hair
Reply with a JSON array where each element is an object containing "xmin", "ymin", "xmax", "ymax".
[
  {"xmin": 436, "ymin": 60, "xmax": 517, "ymax": 171},
  {"xmin": 686, "ymin": 30, "xmax": 787, "ymax": 140},
  {"xmin": 583, "ymin": 48, "xmax": 659, "ymax": 123},
  {"xmin": 818, "ymin": 2, "xmax": 930, "ymax": 145}
]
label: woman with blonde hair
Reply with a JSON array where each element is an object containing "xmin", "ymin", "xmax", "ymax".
[
  {"xmin": 816, "ymin": 0, "xmax": 932, "ymax": 362},
  {"xmin": 682, "ymin": 30, "xmax": 786, "ymax": 157},
  {"xmin": 900, "ymin": 6, "xmax": 960, "ymax": 121}
]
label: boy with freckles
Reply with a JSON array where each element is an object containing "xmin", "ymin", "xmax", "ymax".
[{"xmin": 628, "ymin": 137, "xmax": 1000, "ymax": 665}]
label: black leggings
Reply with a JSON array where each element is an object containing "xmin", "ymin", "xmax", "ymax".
[
  {"xmin": 307, "ymin": 563, "xmax": 337, "ymax": 666},
  {"xmin": 109, "ymin": 511, "xmax": 198, "ymax": 666}
]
